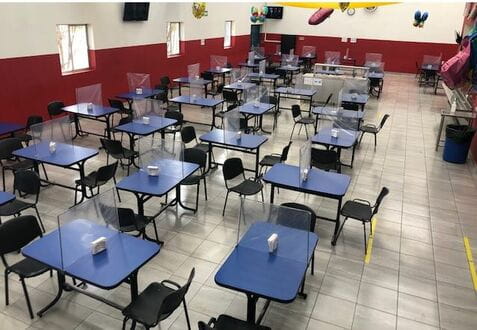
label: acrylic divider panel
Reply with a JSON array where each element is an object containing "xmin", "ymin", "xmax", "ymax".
[
  {"xmin": 231, "ymin": 68, "xmax": 250, "ymax": 83},
  {"xmin": 210, "ymin": 55, "xmax": 227, "ymax": 70},
  {"xmin": 324, "ymin": 51, "xmax": 341, "ymax": 65},
  {"xmin": 302, "ymin": 46, "xmax": 316, "ymax": 58},
  {"xmin": 299, "ymin": 140, "xmax": 311, "ymax": 185},
  {"xmin": 76, "ymin": 83, "xmax": 103, "ymax": 106},
  {"xmin": 282, "ymin": 54, "xmax": 299, "ymax": 67},
  {"xmin": 422, "ymin": 54, "xmax": 442, "ymax": 66},
  {"xmin": 30, "ymin": 116, "xmax": 73, "ymax": 156},
  {"xmin": 127, "ymin": 73, "xmax": 151, "ymax": 93},
  {"xmin": 252, "ymin": 46, "xmax": 265, "ymax": 58},
  {"xmin": 248, "ymin": 51, "xmax": 255, "ymax": 65},
  {"xmin": 364, "ymin": 52, "xmax": 383, "ymax": 68},
  {"xmin": 189, "ymin": 81, "xmax": 204, "ymax": 102},
  {"xmin": 244, "ymin": 85, "xmax": 269, "ymax": 105},
  {"xmin": 187, "ymin": 63, "xmax": 200, "ymax": 80},
  {"xmin": 132, "ymin": 98, "xmax": 166, "ymax": 120},
  {"xmin": 136, "ymin": 137, "xmax": 185, "ymax": 179},
  {"xmin": 258, "ymin": 60, "xmax": 266, "ymax": 75}
]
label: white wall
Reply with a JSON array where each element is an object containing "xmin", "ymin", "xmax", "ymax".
[
  {"xmin": 0, "ymin": 2, "xmax": 253, "ymax": 59},
  {"xmin": 263, "ymin": 2, "xmax": 465, "ymax": 44}
]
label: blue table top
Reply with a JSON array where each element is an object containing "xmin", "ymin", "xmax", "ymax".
[
  {"xmin": 114, "ymin": 116, "xmax": 177, "ymax": 136},
  {"xmin": 247, "ymin": 73, "xmax": 280, "ymax": 80},
  {"xmin": 170, "ymin": 95, "xmax": 224, "ymax": 107},
  {"xmin": 215, "ymin": 222, "xmax": 318, "ymax": 303},
  {"xmin": 13, "ymin": 142, "xmax": 98, "ymax": 167},
  {"xmin": 341, "ymin": 93, "xmax": 369, "ymax": 104},
  {"xmin": 200, "ymin": 129, "xmax": 268, "ymax": 149},
  {"xmin": 173, "ymin": 77, "xmax": 212, "ymax": 85},
  {"xmin": 224, "ymin": 82, "xmax": 257, "ymax": 91},
  {"xmin": 277, "ymin": 65, "xmax": 300, "ymax": 72},
  {"xmin": 0, "ymin": 191, "xmax": 15, "ymax": 206},
  {"xmin": 23, "ymin": 219, "xmax": 159, "ymax": 289},
  {"xmin": 62, "ymin": 104, "xmax": 119, "ymax": 117},
  {"xmin": 117, "ymin": 89, "xmax": 164, "ymax": 100},
  {"xmin": 206, "ymin": 68, "xmax": 232, "ymax": 74},
  {"xmin": 239, "ymin": 102, "xmax": 274, "ymax": 116},
  {"xmin": 312, "ymin": 106, "xmax": 364, "ymax": 119},
  {"xmin": 312, "ymin": 127, "xmax": 359, "ymax": 148},
  {"xmin": 368, "ymin": 71, "xmax": 384, "ymax": 79},
  {"xmin": 274, "ymin": 87, "xmax": 317, "ymax": 97},
  {"xmin": 117, "ymin": 159, "xmax": 199, "ymax": 197},
  {"xmin": 0, "ymin": 122, "xmax": 25, "ymax": 136},
  {"xmin": 263, "ymin": 163, "xmax": 350, "ymax": 197}
]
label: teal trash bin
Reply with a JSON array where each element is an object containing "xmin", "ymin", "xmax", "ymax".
[{"xmin": 443, "ymin": 125, "xmax": 476, "ymax": 163}]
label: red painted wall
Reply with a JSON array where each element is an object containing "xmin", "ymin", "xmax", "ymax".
[
  {"xmin": 0, "ymin": 35, "xmax": 250, "ymax": 124},
  {"xmin": 261, "ymin": 33, "xmax": 457, "ymax": 73}
]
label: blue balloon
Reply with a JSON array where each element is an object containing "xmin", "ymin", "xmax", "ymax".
[
  {"xmin": 414, "ymin": 10, "xmax": 422, "ymax": 21},
  {"xmin": 421, "ymin": 12, "xmax": 429, "ymax": 21}
]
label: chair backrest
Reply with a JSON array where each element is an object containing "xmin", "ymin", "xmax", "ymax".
[
  {"xmin": 26, "ymin": 115, "xmax": 43, "ymax": 129},
  {"xmin": 373, "ymin": 187, "xmax": 389, "ymax": 215},
  {"xmin": 341, "ymin": 102, "xmax": 359, "ymax": 111},
  {"xmin": 183, "ymin": 148, "xmax": 207, "ymax": 170},
  {"xmin": 180, "ymin": 126, "xmax": 197, "ymax": 144},
  {"xmin": 202, "ymin": 72, "xmax": 214, "ymax": 81},
  {"xmin": 160, "ymin": 76, "xmax": 171, "ymax": 86},
  {"xmin": 117, "ymin": 207, "xmax": 136, "ymax": 229},
  {"xmin": 378, "ymin": 114, "xmax": 390, "ymax": 130},
  {"xmin": 100, "ymin": 138, "xmax": 124, "ymax": 155},
  {"xmin": 291, "ymin": 105, "xmax": 301, "ymax": 119},
  {"xmin": 96, "ymin": 162, "xmax": 118, "ymax": 184},
  {"xmin": 197, "ymin": 321, "xmax": 212, "ymax": 330},
  {"xmin": 0, "ymin": 138, "xmax": 24, "ymax": 160},
  {"xmin": 108, "ymin": 99, "xmax": 126, "ymax": 111},
  {"xmin": 158, "ymin": 268, "xmax": 195, "ymax": 318},
  {"xmin": 216, "ymin": 83, "xmax": 225, "ymax": 94},
  {"xmin": 280, "ymin": 141, "xmax": 292, "ymax": 162},
  {"xmin": 165, "ymin": 111, "xmax": 184, "ymax": 125},
  {"xmin": 0, "ymin": 215, "xmax": 42, "ymax": 257},
  {"xmin": 279, "ymin": 202, "xmax": 317, "ymax": 232},
  {"xmin": 223, "ymin": 89, "xmax": 238, "ymax": 103},
  {"xmin": 47, "ymin": 101, "xmax": 65, "ymax": 118},
  {"xmin": 118, "ymin": 117, "xmax": 132, "ymax": 126},
  {"xmin": 223, "ymin": 158, "xmax": 244, "ymax": 181},
  {"xmin": 14, "ymin": 170, "xmax": 41, "ymax": 199}
]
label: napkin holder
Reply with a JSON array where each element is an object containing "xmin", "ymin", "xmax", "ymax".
[
  {"xmin": 331, "ymin": 128, "xmax": 339, "ymax": 138},
  {"xmin": 142, "ymin": 116, "xmax": 150, "ymax": 125},
  {"xmin": 49, "ymin": 142, "xmax": 56, "ymax": 154},
  {"xmin": 91, "ymin": 237, "xmax": 107, "ymax": 255},
  {"xmin": 267, "ymin": 233, "xmax": 279, "ymax": 253},
  {"xmin": 236, "ymin": 131, "xmax": 242, "ymax": 141},
  {"xmin": 135, "ymin": 87, "xmax": 143, "ymax": 95},
  {"xmin": 87, "ymin": 103, "xmax": 93, "ymax": 111},
  {"xmin": 147, "ymin": 165, "xmax": 160, "ymax": 176}
]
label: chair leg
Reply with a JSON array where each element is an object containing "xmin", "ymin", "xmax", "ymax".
[
  {"xmin": 130, "ymin": 320, "xmax": 137, "ymax": 330},
  {"xmin": 122, "ymin": 317, "xmax": 128, "ymax": 330},
  {"xmin": 290, "ymin": 123, "xmax": 297, "ymax": 140},
  {"xmin": 4, "ymin": 269, "xmax": 9, "ymax": 306},
  {"xmin": 183, "ymin": 300, "xmax": 192, "ymax": 330},
  {"xmin": 311, "ymin": 252, "xmax": 315, "ymax": 275},
  {"xmin": 106, "ymin": 153, "xmax": 109, "ymax": 165},
  {"xmin": 20, "ymin": 277, "xmax": 34, "ymax": 319},
  {"xmin": 304, "ymin": 124, "xmax": 309, "ymax": 139},
  {"xmin": 74, "ymin": 184, "xmax": 78, "ymax": 205},
  {"xmin": 260, "ymin": 189, "xmax": 264, "ymax": 202},
  {"xmin": 2, "ymin": 168, "xmax": 5, "ymax": 191},
  {"xmin": 363, "ymin": 222, "xmax": 368, "ymax": 254},
  {"xmin": 203, "ymin": 177, "xmax": 208, "ymax": 200},
  {"xmin": 113, "ymin": 177, "xmax": 121, "ymax": 202},
  {"xmin": 373, "ymin": 133, "xmax": 377, "ymax": 150},
  {"xmin": 41, "ymin": 163, "xmax": 49, "ymax": 181},
  {"xmin": 359, "ymin": 132, "xmax": 365, "ymax": 145},
  {"xmin": 33, "ymin": 206, "xmax": 45, "ymax": 233},
  {"xmin": 222, "ymin": 191, "xmax": 230, "ymax": 216}
]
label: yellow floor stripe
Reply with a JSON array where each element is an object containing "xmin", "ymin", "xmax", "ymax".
[
  {"xmin": 463, "ymin": 237, "xmax": 477, "ymax": 291},
  {"xmin": 364, "ymin": 217, "xmax": 377, "ymax": 264}
]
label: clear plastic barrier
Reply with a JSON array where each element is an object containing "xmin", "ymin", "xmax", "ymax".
[
  {"xmin": 127, "ymin": 73, "xmax": 151, "ymax": 92},
  {"xmin": 244, "ymin": 85, "xmax": 269, "ymax": 105},
  {"xmin": 30, "ymin": 116, "xmax": 73, "ymax": 155},
  {"xmin": 188, "ymin": 63, "xmax": 200, "ymax": 80},
  {"xmin": 132, "ymin": 99, "xmax": 165, "ymax": 120},
  {"xmin": 299, "ymin": 140, "xmax": 311, "ymax": 184},
  {"xmin": 248, "ymin": 51, "xmax": 255, "ymax": 65},
  {"xmin": 281, "ymin": 54, "xmax": 299, "ymax": 67},
  {"xmin": 223, "ymin": 107, "xmax": 241, "ymax": 138},
  {"xmin": 324, "ymin": 51, "xmax": 341, "ymax": 65},
  {"xmin": 189, "ymin": 81, "xmax": 204, "ymax": 101},
  {"xmin": 252, "ymin": 46, "xmax": 265, "ymax": 57},
  {"xmin": 237, "ymin": 199, "xmax": 311, "ymax": 265},
  {"xmin": 57, "ymin": 189, "xmax": 120, "ymax": 271},
  {"xmin": 258, "ymin": 60, "xmax": 266, "ymax": 75},
  {"xmin": 76, "ymin": 83, "xmax": 103, "ymax": 106},
  {"xmin": 210, "ymin": 55, "xmax": 227, "ymax": 70},
  {"xmin": 302, "ymin": 46, "xmax": 316, "ymax": 58},
  {"xmin": 364, "ymin": 53, "xmax": 383, "ymax": 68},
  {"xmin": 137, "ymin": 138, "xmax": 184, "ymax": 179},
  {"xmin": 231, "ymin": 68, "xmax": 250, "ymax": 83},
  {"xmin": 422, "ymin": 55, "xmax": 442, "ymax": 66}
]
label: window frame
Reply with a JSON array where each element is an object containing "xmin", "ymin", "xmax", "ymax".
[
  {"xmin": 167, "ymin": 22, "xmax": 182, "ymax": 57},
  {"xmin": 56, "ymin": 24, "xmax": 91, "ymax": 74},
  {"xmin": 224, "ymin": 20, "xmax": 233, "ymax": 49}
]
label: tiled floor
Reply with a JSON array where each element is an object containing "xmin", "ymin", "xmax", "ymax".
[{"xmin": 1, "ymin": 73, "xmax": 477, "ymax": 329}]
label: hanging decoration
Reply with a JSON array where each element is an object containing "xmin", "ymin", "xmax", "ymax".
[
  {"xmin": 192, "ymin": 2, "xmax": 208, "ymax": 19},
  {"xmin": 308, "ymin": 8, "xmax": 334, "ymax": 25},
  {"xmin": 339, "ymin": 2, "xmax": 350, "ymax": 12},
  {"xmin": 250, "ymin": 5, "xmax": 268, "ymax": 23},
  {"xmin": 413, "ymin": 10, "xmax": 429, "ymax": 28}
]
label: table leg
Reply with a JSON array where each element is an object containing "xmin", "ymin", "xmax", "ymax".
[
  {"xmin": 435, "ymin": 115, "xmax": 445, "ymax": 151},
  {"xmin": 255, "ymin": 147, "xmax": 260, "ymax": 179},
  {"xmin": 331, "ymin": 198, "xmax": 342, "ymax": 245},
  {"xmin": 129, "ymin": 271, "xmax": 139, "ymax": 300},
  {"xmin": 72, "ymin": 114, "xmax": 80, "ymax": 139},
  {"xmin": 246, "ymin": 294, "xmax": 258, "ymax": 323},
  {"xmin": 37, "ymin": 271, "xmax": 65, "ymax": 317},
  {"xmin": 211, "ymin": 106, "xmax": 216, "ymax": 130},
  {"xmin": 270, "ymin": 185, "xmax": 275, "ymax": 204},
  {"xmin": 178, "ymin": 83, "xmax": 182, "ymax": 96},
  {"xmin": 76, "ymin": 161, "xmax": 88, "ymax": 204},
  {"xmin": 105, "ymin": 114, "xmax": 112, "ymax": 140}
]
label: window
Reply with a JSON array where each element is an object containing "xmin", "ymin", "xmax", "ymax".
[
  {"xmin": 224, "ymin": 20, "xmax": 233, "ymax": 48},
  {"xmin": 167, "ymin": 22, "xmax": 181, "ymax": 56},
  {"xmin": 56, "ymin": 24, "xmax": 90, "ymax": 74}
]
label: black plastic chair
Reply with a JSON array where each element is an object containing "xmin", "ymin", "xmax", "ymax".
[
  {"xmin": 109, "ymin": 98, "xmax": 132, "ymax": 117},
  {"xmin": 198, "ymin": 315, "xmax": 271, "ymax": 330},
  {"xmin": 74, "ymin": 162, "xmax": 120, "ymax": 205},
  {"xmin": 222, "ymin": 158, "xmax": 263, "ymax": 216},
  {"xmin": 100, "ymin": 138, "xmax": 136, "ymax": 175},
  {"xmin": 122, "ymin": 268, "xmax": 195, "ymax": 330},
  {"xmin": 0, "ymin": 138, "xmax": 47, "ymax": 191},
  {"xmin": 278, "ymin": 202, "xmax": 317, "ymax": 275},
  {"xmin": 208, "ymin": 83, "xmax": 224, "ymax": 98},
  {"xmin": 164, "ymin": 111, "xmax": 184, "ymax": 140},
  {"xmin": 341, "ymin": 102, "xmax": 360, "ymax": 111},
  {"xmin": 259, "ymin": 141, "xmax": 292, "ymax": 176},
  {"xmin": 117, "ymin": 207, "xmax": 158, "ymax": 241},
  {"xmin": 336, "ymin": 187, "xmax": 389, "ymax": 253},
  {"xmin": 0, "ymin": 170, "xmax": 45, "ymax": 232},
  {"xmin": 290, "ymin": 105, "xmax": 314, "ymax": 140},
  {"xmin": 311, "ymin": 148, "xmax": 340, "ymax": 172},
  {"xmin": 359, "ymin": 114, "xmax": 390, "ymax": 149},
  {"xmin": 47, "ymin": 101, "xmax": 65, "ymax": 119},
  {"xmin": 222, "ymin": 89, "xmax": 240, "ymax": 108},
  {"xmin": 0, "ymin": 215, "xmax": 50, "ymax": 319},
  {"xmin": 180, "ymin": 126, "xmax": 208, "ymax": 154},
  {"xmin": 180, "ymin": 148, "xmax": 208, "ymax": 212},
  {"xmin": 160, "ymin": 76, "xmax": 179, "ymax": 98},
  {"xmin": 260, "ymin": 95, "xmax": 279, "ymax": 130},
  {"xmin": 15, "ymin": 115, "xmax": 43, "ymax": 145}
]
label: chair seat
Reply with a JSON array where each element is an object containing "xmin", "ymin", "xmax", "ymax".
[
  {"xmin": 3, "ymin": 159, "xmax": 34, "ymax": 171},
  {"xmin": 259, "ymin": 155, "xmax": 281, "ymax": 167},
  {"xmin": 341, "ymin": 201, "xmax": 373, "ymax": 222},
  {"xmin": 297, "ymin": 117, "xmax": 315, "ymax": 125},
  {"xmin": 214, "ymin": 314, "xmax": 271, "ymax": 330},
  {"xmin": 122, "ymin": 282, "xmax": 174, "ymax": 327},
  {"xmin": 360, "ymin": 125, "xmax": 378, "ymax": 133},
  {"xmin": 14, "ymin": 133, "xmax": 32, "ymax": 142},
  {"xmin": 75, "ymin": 172, "xmax": 98, "ymax": 187},
  {"xmin": 9, "ymin": 257, "xmax": 49, "ymax": 278},
  {"xmin": 311, "ymin": 149, "xmax": 338, "ymax": 171},
  {"xmin": 193, "ymin": 143, "xmax": 210, "ymax": 154},
  {"xmin": 230, "ymin": 179, "xmax": 263, "ymax": 196},
  {"xmin": 111, "ymin": 148, "xmax": 137, "ymax": 160},
  {"xmin": 181, "ymin": 174, "xmax": 202, "ymax": 186},
  {"xmin": 0, "ymin": 199, "xmax": 34, "ymax": 216},
  {"xmin": 120, "ymin": 214, "xmax": 150, "ymax": 233}
]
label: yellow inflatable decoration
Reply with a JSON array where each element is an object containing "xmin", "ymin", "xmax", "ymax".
[
  {"xmin": 278, "ymin": 2, "xmax": 397, "ymax": 9},
  {"xmin": 192, "ymin": 2, "xmax": 208, "ymax": 19}
]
